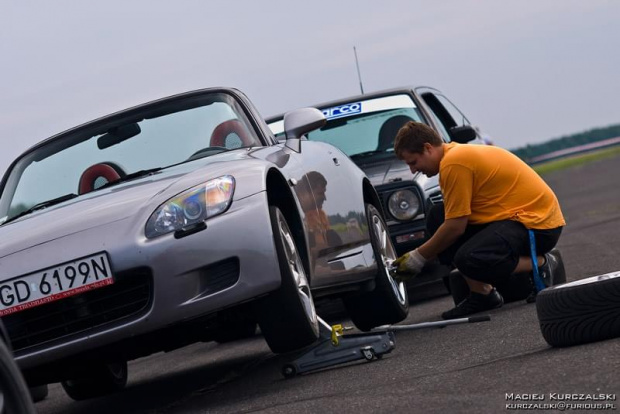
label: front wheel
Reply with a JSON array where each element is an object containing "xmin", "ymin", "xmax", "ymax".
[
  {"xmin": 0, "ymin": 338, "xmax": 36, "ymax": 414},
  {"xmin": 257, "ymin": 206, "xmax": 319, "ymax": 353},
  {"xmin": 344, "ymin": 204, "xmax": 409, "ymax": 331}
]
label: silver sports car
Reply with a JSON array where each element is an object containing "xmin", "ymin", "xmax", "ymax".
[{"xmin": 0, "ymin": 88, "xmax": 407, "ymax": 400}]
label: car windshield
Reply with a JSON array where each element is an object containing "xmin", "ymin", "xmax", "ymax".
[
  {"xmin": 0, "ymin": 92, "xmax": 261, "ymax": 222},
  {"xmin": 269, "ymin": 94, "xmax": 425, "ymax": 160}
]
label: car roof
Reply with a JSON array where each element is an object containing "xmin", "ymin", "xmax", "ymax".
[{"xmin": 266, "ymin": 85, "xmax": 441, "ymax": 122}]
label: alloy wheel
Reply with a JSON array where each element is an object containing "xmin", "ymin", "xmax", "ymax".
[
  {"xmin": 279, "ymin": 217, "xmax": 317, "ymax": 325},
  {"xmin": 370, "ymin": 213, "xmax": 407, "ymax": 306}
]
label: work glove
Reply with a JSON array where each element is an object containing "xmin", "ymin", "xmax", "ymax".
[{"xmin": 391, "ymin": 249, "xmax": 427, "ymax": 282}]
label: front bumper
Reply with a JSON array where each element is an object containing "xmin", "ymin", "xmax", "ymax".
[
  {"xmin": 388, "ymin": 219, "xmax": 428, "ymax": 256},
  {"xmin": 4, "ymin": 192, "xmax": 280, "ymax": 369}
]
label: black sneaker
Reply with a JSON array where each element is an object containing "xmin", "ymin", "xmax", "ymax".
[
  {"xmin": 441, "ymin": 288, "xmax": 504, "ymax": 320},
  {"xmin": 526, "ymin": 249, "xmax": 566, "ymax": 303}
]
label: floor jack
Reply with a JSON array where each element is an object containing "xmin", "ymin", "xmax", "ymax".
[{"xmin": 281, "ymin": 314, "xmax": 491, "ymax": 378}]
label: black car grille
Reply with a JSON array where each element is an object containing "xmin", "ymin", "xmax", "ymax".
[
  {"xmin": 198, "ymin": 258, "xmax": 240, "ymax": 296},
  {"xmin": 429, "ymin": 191, "xmax": 443, "ymax": 205},
  {"xmin": 3, "ymin": 268, "xmax": 152, "ymax": 352}
]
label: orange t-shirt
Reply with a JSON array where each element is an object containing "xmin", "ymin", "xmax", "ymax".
[{"xmin": 439, "ymin": 142, "xmax": 565, "ymax": 229}]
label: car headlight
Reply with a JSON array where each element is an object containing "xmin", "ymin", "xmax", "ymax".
[
  {"xmin": 145, "ymin": 175, "xmax": 235, "ymax": 238},
  {"xmin": 387, "ymin": 189, "xmax": 420, "ymax": 221}
]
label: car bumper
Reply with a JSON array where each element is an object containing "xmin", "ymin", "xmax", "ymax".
[
  {"xmin": 387, "ymin": 219, "xmax": 428, "ymax": 256},
  {"xmin": 6, "ymin": 192, "xmax": 280, "ymax": 369}
]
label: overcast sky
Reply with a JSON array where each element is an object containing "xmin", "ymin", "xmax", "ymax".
[{"xmin": 1, "ymin": 0, "xmax": 619, "ymax": 176}]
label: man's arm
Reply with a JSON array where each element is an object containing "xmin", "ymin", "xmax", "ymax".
[{"xmin": 418, "ymin": 216, "xmax": 468, "ymax": 260}]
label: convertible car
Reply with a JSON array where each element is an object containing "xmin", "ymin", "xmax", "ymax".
[{"xmin": 0, "ymin": 88, "xmax": 407, "ymax": 400}]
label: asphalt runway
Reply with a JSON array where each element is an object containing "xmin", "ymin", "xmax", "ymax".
[{"xmin": 35, "ymin": 152, "xmax": 620, "ymax": 413}]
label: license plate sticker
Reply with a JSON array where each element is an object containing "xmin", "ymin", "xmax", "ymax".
[{"xmin": 0, "ymin": 253, "xmax": 114, "ymax": 316}]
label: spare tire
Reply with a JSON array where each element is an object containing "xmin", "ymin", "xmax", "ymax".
[{"xmin": 536, "ymin": 271, "xmax": 620, "ymax": 347}]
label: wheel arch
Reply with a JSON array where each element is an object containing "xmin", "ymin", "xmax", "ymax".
[
  {"xmin": 265, "ymin": 169, "xmax": 312, "ymax": 282},
  {"xmin": 362, "ymin": 178, "xmax": 383, "ymax": 217}
]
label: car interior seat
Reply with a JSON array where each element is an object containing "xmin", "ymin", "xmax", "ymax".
[
  {"xmin": 209, "ymin": 119, "xmax": 255, "ymax": 149},
  {"xmin": 377, "ymin": 115, "xmax": 414, "ymax": 152},
  {"xmin": 78, "ymin": 162, "xmax": 126, "ymax": 194}
]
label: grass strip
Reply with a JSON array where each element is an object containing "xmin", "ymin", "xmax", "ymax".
[{"xmin": 533, "ymin": 145, "xmax": 620, "ymax": 175}]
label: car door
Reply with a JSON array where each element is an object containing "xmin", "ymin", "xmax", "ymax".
[{"xmin": 294, "ymin": 139, "xmax": 369, "ymax": 288}]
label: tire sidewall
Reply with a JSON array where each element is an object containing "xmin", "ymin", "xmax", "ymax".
[{"xmin": 536, "ymin": 271, "xmax": 620, "ymax": 347}]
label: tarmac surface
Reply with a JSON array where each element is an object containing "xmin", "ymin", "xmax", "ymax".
[{"xmin": 35, "ymin": 152, "xmax": 620, "ymax": 413}]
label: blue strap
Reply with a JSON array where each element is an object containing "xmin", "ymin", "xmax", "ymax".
[{"xmin": 529, "ymin": 229, "xmax": 546, "ymax": 292}]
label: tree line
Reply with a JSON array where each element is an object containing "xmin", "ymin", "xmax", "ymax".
[{"xmin": 510, "ymin": 123, "xmax": 620, "ymax": 162}]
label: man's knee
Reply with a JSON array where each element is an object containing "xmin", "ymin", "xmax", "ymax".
[{"xmin": 453, "ymin": 245, "xmax": 516, "ymax": 285}]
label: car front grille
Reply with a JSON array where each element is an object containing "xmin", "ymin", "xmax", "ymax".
[
  {"xmin": 3, "ymin": 268, "xmax": 152, "ymax": 352},
  {"xmin": 429, "ymin": 191, "xmax": 443, "ymax": 205},
  {"xmin": 198, "ymin": 258, "xmax": 240, "ymax": 296}
]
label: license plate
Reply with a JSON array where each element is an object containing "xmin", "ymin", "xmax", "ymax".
[{"xmin": 0, "ymin": 252, "xmax": 114, "ymax": 316}]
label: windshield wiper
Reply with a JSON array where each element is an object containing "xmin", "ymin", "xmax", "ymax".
[{"xmin": 3, "ymin": 193, "xmax": 79, "ymax": 225}]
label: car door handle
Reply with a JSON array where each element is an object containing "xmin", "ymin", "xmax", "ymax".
[{"xmin": 333, "ymin": 158, "xmax": 340, "ymax": 166}]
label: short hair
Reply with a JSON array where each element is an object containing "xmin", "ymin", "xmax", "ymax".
[{"xmin": 393, "ymin": 121, "xmax": 443, "ymax": 158}]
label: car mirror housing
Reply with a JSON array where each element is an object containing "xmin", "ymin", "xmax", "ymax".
[
  {"xmin": 283, "ymin": 108, "xmax": 326, "ymax": 141},
  {"xmin": 449, "ymin": 125, "xmax": 477, "ymax": 144}
]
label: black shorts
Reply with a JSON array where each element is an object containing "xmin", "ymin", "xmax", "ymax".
[{"xmin": 427, "ymin": 204, "xmax": 563, "ymax": 285}]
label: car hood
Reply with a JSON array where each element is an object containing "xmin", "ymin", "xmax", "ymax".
[
  {"xmin": 356, "ymin": 157, "xmax": 441, "ymax": 195},
  {"xmin": 0, "ymin": 150, "xmax": 266, "ymax": 259},
  {"xmin": 356, "ymin": 158, "xmax": 419, "ymax": 186}
]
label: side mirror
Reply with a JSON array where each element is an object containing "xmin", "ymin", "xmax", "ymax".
[
  {"xmin": 449, "ymin": 125, "xmax": 477, "ymax": 144},
  {"xmin": 284, "ymin": 108, "xmax": 326, "ymax": 140},
  {"xmin": 283, "ymin": 108, "xmax": 326, "ymax": 153}
]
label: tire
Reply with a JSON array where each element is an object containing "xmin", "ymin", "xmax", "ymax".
[
  {"xmin": 61, "ymin": 360, "xmax": 128, "ymax": 401},
  {"xmin": 343, "ymin": 204, "xmax": 409, "ymax": 331},
  {"xmin": 0, "ymin": 338, "xmax": 36, "ymax": 414},
  {"xmin": 536, "ymin": 271, "xmax": 620, "ymax": 347},
  {"xmin": 257, "ymin": 206, "xmax": 319, "ymax": 353}
]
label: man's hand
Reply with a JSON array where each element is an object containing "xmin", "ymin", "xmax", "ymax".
[{"xmin": 391, "ymin": 249, "xmax": 427, "ymax": 281}]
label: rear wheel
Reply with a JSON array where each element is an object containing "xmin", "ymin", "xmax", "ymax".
[
  {"xmin": 257, "ymin": 206, "xmax": 319, "ymax": 353},
  {"xmin": 61, "ymin": 360, "xmax": 128, "ymax": 401},
  {"xmin": 344, "ymin": 204, "xmax": 409, "ymax": 331}
]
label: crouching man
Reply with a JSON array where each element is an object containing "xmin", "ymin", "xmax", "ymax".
[{"xmin": 392, "ymin": 122, "xmax": 565, "ymax": 319}]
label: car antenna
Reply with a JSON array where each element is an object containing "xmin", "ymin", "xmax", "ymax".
[{"xmin": 353, "ymin": 46, "xmax": 364, "ymax": 95}]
